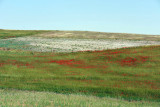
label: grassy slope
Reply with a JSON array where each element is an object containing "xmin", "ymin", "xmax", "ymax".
[
  {"xmin": 0, "ymin": 29, "xmax": 50, "ymax": 39},
  {"xmin": 0, "ymin": 45, "xmax": 160, "ymax": 102},
  {"xmin": 0, "ymin": 30, "xmax": 160, "ymax": 106},
  {"xmin": 34, "ymin": 30, "xmax": 160, "ymax": 41},
  {"xmin": 1, "ymin": 29, "xmax": 160, "ymax": 41},
  {"xmin": 0, "ymin": 89, "xmax": 159, "ymax": 107}
]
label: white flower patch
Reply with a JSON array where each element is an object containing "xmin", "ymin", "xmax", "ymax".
[{"xmin": 1, "ymin": 37, "xmax": 160, "ymax": 53}]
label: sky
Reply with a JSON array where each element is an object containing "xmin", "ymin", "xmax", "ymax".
[{"xmin": 0, "ymin": 0, "xmax": 160, "ymax": 35}]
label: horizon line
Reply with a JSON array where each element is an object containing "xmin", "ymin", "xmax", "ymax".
[{"xmin": 1, "ymin": 29, "xmax": 160, "ymax": 36}]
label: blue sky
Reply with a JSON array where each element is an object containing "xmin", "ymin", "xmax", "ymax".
[{"xmin": 0, "ymin": 0, "xmax": 160, "ymax": 35}]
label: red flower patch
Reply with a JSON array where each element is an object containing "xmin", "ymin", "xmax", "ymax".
[
  {"xmin": 102, "ymin": 51, "xmax": 123, "ymax": 55},
  {"xmin": 138, "ymin": 56, "xmax": 149, "ymax": 62},
  {"xmin": 120, "ymin": 57, "xmax": 137, "ymax": 66},
  {"xmin": 119, "ymin": 56, "xmax": 149, "ymax": 66},
  {"xmin": 48, "ymin": 59, "xmax": 74, "ymax": 65},
  {"xmin": 113, "ymin": 84, "xmax": 121, "ymax": 88},
  {"xmin": 47, "ymin": 59, "xmax": 99, "ymax": 69},
  {"xmin": 122, "ymin": 74, "xmax": 128, "ymax": 76},
  {"xmin": 134, "ymin": 74, "xmax": 149, "ymax": 77},
  {"xmin": 120, "ymin": 92, "xmax": 124, "ymax": 96},
  {"xmin": 0, "ymin": 63, "xmax": 5, "ymax": 67},
  {"xmin": 109, "ymin": 51, "xmax": 123, "ymax": 55},
  {"xmin": 0, "ymin": 59, "xmax": 34, "ymax": 69},
  {"xmin": 48, "ymin": 59, "xmax": 83, "ymax": 65}
]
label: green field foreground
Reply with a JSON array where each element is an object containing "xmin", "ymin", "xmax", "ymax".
[
  {"xmin": 0, "ymin": 89, "xmax": 159, "ymax": 107},
  {"xmin": 0, "ymin": 45, "xmax": 160, "ymax": 102},
  {"xmin": 0, "ymin": 30, "xmax": 160, "ymax": 106}
]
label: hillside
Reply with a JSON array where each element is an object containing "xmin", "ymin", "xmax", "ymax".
[
  {"xmin": 0, "ymin": 29, "xmax": 160, "ymax": 41},
  {"xmin": 34, "ymin": 30, "xmax": 160, "ymax": 41},
  {"xmin": 0, "ymin": 29, "xmax": 160, "ymax": 106}
]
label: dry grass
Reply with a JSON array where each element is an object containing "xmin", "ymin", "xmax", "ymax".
[{"xmin": 34, "ymin": 30, "xmax": 160, "ymax": 41}]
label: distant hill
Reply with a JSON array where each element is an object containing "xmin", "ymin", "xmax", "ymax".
[
  {"xmin": 34, "ymin": 30, "xmax": 160, "ymax": 41},
  {"xmin": 0, "ymin": 29, "xmax": 160, "ymax": 41}
]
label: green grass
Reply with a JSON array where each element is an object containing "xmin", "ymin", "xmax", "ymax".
[
  {"xmin": 1, "ymin": 29, "xmax": 160, "ymax": 41},
  {"xmin": 0, "ymin": 30, "xmax": 160, "ymax": 106},
  {"xmin": 0, "ymin": 89, "xmax": 159, "ymax": 107},
  {"xmin": 0, "ymin": 45, "xmax": 160, "ymax": 102},
  {"xmin": 0, "ymin": 29, "xmax": 50, "ymax": 39}
]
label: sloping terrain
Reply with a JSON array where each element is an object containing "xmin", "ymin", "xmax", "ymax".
[
  {"xmin": 0, "ymin": 29, "xmax": 50, "ymax": 39},
  {"xmin": 34, "ymin": 30, "xmax": 160, "ymax": 41},
  {"xmin": 0, "ymin": 89, "xmax": 159, "ymax": 107},
  {"xmin": 0, "ymin": 37, "xmax": 160, "ymax": 52},
  {"xmin": 0, "ymin": 30, "xmax": 160, "ymax": 106},
  {"xmin": 0, "ymin": 45, "xmax": 160, "ymax": 102},
  {"xmin": 1, "ymin": 29, "xmax": 160, "ymax": 41}
]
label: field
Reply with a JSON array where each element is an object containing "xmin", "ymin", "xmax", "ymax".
[
  {"xmin": 0, "ymin": 30, "xmax": 160, "ymax": 106},
  {"xmin": 0, "ymin": 89, "xmax": 159, "ymax": 107}
]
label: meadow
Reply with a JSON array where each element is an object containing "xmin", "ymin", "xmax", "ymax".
[
  {"xmin": 0, "ymin": 89, "xmax": 159, "ymax": 107},
  {"xmin": 0, "ymin": 30, "xmax": 160, "ymax": 106}
]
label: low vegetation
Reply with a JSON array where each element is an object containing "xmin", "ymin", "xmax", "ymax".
[
  {"xmin": 0, "ymin": 45, "xmax": 160, "ymax": 102},
  {"xmin": 0, "ymin": 89, "xmax": 159, "ymax": 107},
  {"xmin": 0, "ymin": 37, "xmax": 160, "ymax": 52},
  {"xmin": 0, "ymin": 30, "xmax": 160, "ymax": 106},
  {"xmin": 1, "ymin": 29, "xmax": 160, "ymax": 41},
  {"xmin": 0, "ymin": 29, "xmax": 50, "ymax": 39}
]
